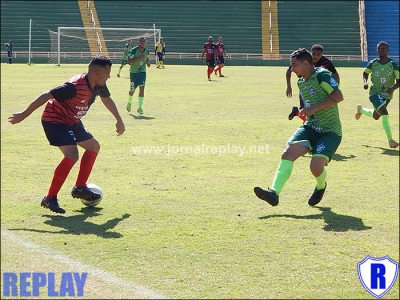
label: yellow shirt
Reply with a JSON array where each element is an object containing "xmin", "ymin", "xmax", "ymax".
[{"xmin": 155, "ymin": 42, "xmax": 165, "ymax": 54}]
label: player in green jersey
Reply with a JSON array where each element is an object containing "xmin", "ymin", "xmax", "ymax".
[
  {"xmin": 126, "ymin": 37, "xmax": 151, "ymax": 115},
  {"xmin": 355, "ymin": 41, "xmax": 400, "ymax": 149},
  {"xmin": 117, "ymin": 39, "xmax": 133, "ymax": 78},
  {"xmin": 254, "ymin": 48, "xmax": 344, "ymax": 207}
]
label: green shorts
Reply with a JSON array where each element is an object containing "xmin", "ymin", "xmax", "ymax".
[
  {"xmin": 369, "ymin": 94, "xmax": 391, "ymax": 111},
  {"xmin": 130, "ymin": 72, "xmax": 146, "ymax": 91},
  {"xmin": 287, "ymin": 125, "xmax": 342, "ymax": 164}
]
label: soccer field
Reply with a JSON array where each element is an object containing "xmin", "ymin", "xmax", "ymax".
[{"xmin": 1, "ymin": 63, "xmax": 399, "ymax": 299}]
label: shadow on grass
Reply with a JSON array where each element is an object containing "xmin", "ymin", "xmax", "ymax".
[
  {"xmin": 259, "ymin": 207, "xmax": 372, "ymax": 232},
  {"xmin": 9, "ymin": 207, "xmax": 131, "ymax": 239},
  {"xmin": 362, "ymin": 144, "xmax": 399, "ymax": 156},
  {"xmin": 331, "ymin": 153, "xmax": 356, "ymax": 161},
  {"xmin": 129, "ymin": 114, "xmax": 155, "ymax": 120}
]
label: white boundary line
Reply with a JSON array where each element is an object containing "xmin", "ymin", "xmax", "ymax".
[{"xmin": 1, "ymin": 230, "xmax": 166, "ymax": 299}]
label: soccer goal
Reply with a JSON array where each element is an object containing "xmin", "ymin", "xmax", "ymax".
[{"xmin": 48, "ymin": 26, "xmax": 161, "ymax": 65}]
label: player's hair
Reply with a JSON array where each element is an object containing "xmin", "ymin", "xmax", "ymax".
[
  {"xmin": 89, "ymin": 55, "xmax": 112, "ymax": 69},
  {"xmin": 377, "ymin": 41, "xmax": 389, "ymax": 49},
  {"xmin": 290, "ymin": 48, "xmax": 313, "ymax": 64},
  {"xmin": 311, "ymin": 44, "xmax": 324, "ymax": 52}
]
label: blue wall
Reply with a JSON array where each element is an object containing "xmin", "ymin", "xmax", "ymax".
[{"xmin": 365, "ymin": 1, "xmax": 399, "ymax": 61}]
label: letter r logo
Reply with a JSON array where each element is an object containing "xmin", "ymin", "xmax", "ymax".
[{"xmin": 358, "ymin": 256, "xmax": 399, "ymax": 299}]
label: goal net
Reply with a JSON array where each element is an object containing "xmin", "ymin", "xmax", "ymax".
[{"xmin": 48, "ymin": 27, "xmax": 161, "ymax": 65}]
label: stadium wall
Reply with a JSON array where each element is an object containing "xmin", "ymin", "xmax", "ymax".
[{"xmin": 1, "ymin": 0, "xmax": 366, "ymax": 66}]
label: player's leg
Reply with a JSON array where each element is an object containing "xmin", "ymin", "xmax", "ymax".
[
  {"xmin": 137, "ymin": 73, "xmax": 146, "ymax": 115},
  {"xmin": 355, "ymin": 94, "xmax": 381, "ymax": 120},
  {"xmin": 156, "ymin": 53, "xmax": 161, "ymax": 68},
  {"xmin": 71, "ymin": 122, "xmax": 102, "ymax": 201},
  {"xmin": 378, "ymin": 101, "xmax": 399, "ymax": 148},
  {"xmin": 217, "ymin": 56, "xmax": 225, "ymax": 77},
  {"xmin": 127, "ymin": 73, "xmax": 137, "ymax": 112},
  {"xmin": 254, "ymin": 126, "xmax": 310, "ymax": 206},
  {"xmin": 206, "ymin": 60, "xmax": 214, "ymax": 80},
  {"xmin": 41, "ymin": 121, "xmax": 80, "ymax": 213},
  {"xmin": 117, "ymin": 60, "xmax": 126, "ymax": 77},
  {"xmin": 308, "ymin": 132, "xmax": 341, "ymax": 206}
]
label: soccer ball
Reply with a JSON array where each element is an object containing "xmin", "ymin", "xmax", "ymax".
[{"xmin": 81, "ymin": 183, "xmax": 103, "ymax": 207}]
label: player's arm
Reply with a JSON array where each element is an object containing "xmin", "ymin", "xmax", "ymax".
[
  {"xmin": 100, "ymin": 96, "xmax": 125, "ymax": 136},
  {"xmin": 201, "ymin": 48, "xmax": 206, "ymax": 61},
  {"xmin": 363, "ymin": 72, "xmax": 369, "ymax": 90},
  {"xmin": 127, "ymin": 55, "xmax": 144, "ymax": 64},
  {"xmin": 8, "ymin": 91, "xmax": 54, "ymax": 124},
  {"xmin": 300, "ymin": 74, "xmax": 343, "ymax": 117},
  {"xmin": 333, "ymin": 72, "xmax": 340, "ymax": 85},
  {"xmin": 286, "ymin": 66, "xmax": 293, "ymax": 97},
  {"xmin": 387, "ymin": 79, "xmax": 400, "ymax": 94}
]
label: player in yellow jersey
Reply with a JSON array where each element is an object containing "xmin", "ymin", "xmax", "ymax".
[{"xmin": 155, "ymin": 37, "xmax": 166, "ymax": 68}]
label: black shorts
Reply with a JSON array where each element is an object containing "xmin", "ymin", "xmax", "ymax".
[
  {"xmin": 206, "ymin": 59, "xmax": 216, "ymax": 68},
  {"xmin": 157, "ymin": 52, "xmax": 164, "ymax": 61},
  {"xmin": 217, "ymin": 56, "xmax": 224, "ymax": 64},
  {"xmin": 42, "ymin": 120, "xmax": 93, "ymax": 146}
]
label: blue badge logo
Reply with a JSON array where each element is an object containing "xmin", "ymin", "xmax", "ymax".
[{"xmin": 358, "ymin": 255, "xmax": 399, "ymax": 299}]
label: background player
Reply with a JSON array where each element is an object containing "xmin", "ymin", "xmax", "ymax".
[
  {"xmin": 117, "ymin": 39, "xmax": 133, "ymax": 78},
  {"xmin": 126, "ymin": 37, "xmax": 151, "ymax": 115},
  {"xmin": 214, "ymin": 36, "xmax": 227, "ymax": 77},
  {"xmin": 355, "ymin": 41, "xmax": 400, "ymax": 149},
  {"xmin": 202, "ymin": 36, "xmax": 218, "ymax": 81},
  {"xmin": 155, "ymin": 37, "xmax": 166, "ymax": 68}
]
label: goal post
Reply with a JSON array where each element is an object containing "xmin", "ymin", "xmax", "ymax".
[{"xmin": 48, "ymin": 26, "xmax": 161, "ymax": 65}]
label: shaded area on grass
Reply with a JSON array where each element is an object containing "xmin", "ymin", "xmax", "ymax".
[
  {"xmin": 362, "ymin": 144, "xmax": 400, "ymax": 156},
  {"xmin": 259, "ymin": 207, "xmax": 372, "ymax": 232},
  {"xmin": 129, "ymin": 114, "xmax": 155, "ymax": 120},
  {"xmin": 9, "ymin": 207, "xmax": 130, "ymax": 238}
]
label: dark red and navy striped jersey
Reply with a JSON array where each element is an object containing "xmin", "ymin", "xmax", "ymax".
[
  {"xmin": 314, "ymin": 56, "xmax": 337, "ymax": 74},
  {"xmin": 216, "ymin": 43, "xmax": 225, "ymax": 56},
  {"xmin": 41, "ymin": 73, "xmax": 110, "ymax": 126},
  {"xmin": 204, "ymin": 42, "xmax": 217, "ymax": 60}
]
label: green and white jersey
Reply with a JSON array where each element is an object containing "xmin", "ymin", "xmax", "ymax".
[
  {"xmin": 298, "ymin": 67, "xmax": 342, "ymax": 136},
  {"xmin": 122, "ymin": 43, "xmax": 133, "ymax": 60},
  {"xmin": 364, "ymin": 58, "xmax": 399, "ymax": 100},
  {"xmin": 128, "ymin": 46, "xmax": 149, "ymax": 73}
]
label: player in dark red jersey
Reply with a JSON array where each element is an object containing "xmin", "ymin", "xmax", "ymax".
[
  {"xmin": 214, "ymin": 36, "xmax": 227, "ymax": 77},
  {"xmin": 201, "ymin": 36, "xmax": 218, "ymax": 81},
  {"xmin": 8, "ymin": 55, "xmax": 125, "ymax": 214},
  {"xmin": 286, "ymin": 44, "xmax": 341, "ymax": 122}
]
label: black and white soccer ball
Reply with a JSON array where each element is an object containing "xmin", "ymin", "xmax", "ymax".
[{"xmin": 81, "ymin": 183, "xmax": 103, "ymax": 207}]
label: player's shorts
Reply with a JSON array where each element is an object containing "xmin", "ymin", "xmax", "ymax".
[
  {"xmin": 369, "ymin": 94, "xmax": 391, "ymax": 112},
  {"xmin": 120, "ymin": 59, "xmax": 128, "ymax": 66},
  {"xmin": 130, "ymin": 72, "xmax": 146, "ymax": 91},
  {"xmin": 217, "ymin": 56, "xmax": 224, "ymax": 65},
  {"xmin": 206, "ymin": 59, "xmax": 216, "ymax": 68},
  {"xmin": 42, "ymin": 120, "xmax": 93, "ymax": 146},
  {"xmin": 156, "ymin": 52, "xmax": 164, "ymax": 61},
  {"xmin": 287, "ymin": 125, "xmax": 342, "ymax": 164}
]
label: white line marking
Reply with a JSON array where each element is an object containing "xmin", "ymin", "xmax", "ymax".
[{"xmin": 1, "ymin": 230, "xmax": 166, "ymax": 299}]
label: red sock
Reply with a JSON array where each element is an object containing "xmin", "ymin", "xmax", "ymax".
[
  {"xmin": 75, "ymin": 150, "xmax": 98, "ymax": 187},
  {"xmin": 295, "ymin": 110, "xmax": 300, "ymax": 116},
  {"xmin": 218, "ymin": 64, "xmax": 224, "ymax": 75},
  {"xmin": 207, "ymin": 67, "xmax": 213, "ymax": 78},
  {"xmin": 47, "ymin": 157, "xmax": 75, "ymax": 199},
  {"xmin": 299, "ymin": 114, "xmax": 306, "ymax": 123}
]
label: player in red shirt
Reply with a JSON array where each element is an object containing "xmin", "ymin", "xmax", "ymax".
[
  {"xmin": 214, "ymin": 36, "xmax": 227, "ymax": 77},
  {"xmin": 8, "ymin": 56, "xmax": 125, "ymax": 214},
  {"xmin": 201, "ymin": 36, "xmax": 218, "ymax": 81}
]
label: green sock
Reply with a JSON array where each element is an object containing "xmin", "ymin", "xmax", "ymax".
[
  {"xmin": 315, "ymin": 168, "xmax": 327, "ymax": 190},
  {"xmin": 381, "ymin": 115, "xmax": 393, "ymax": 141},
  {"xmin": 117, "ymin": 68, "xmax": 121, "ymax": 75},
  {"xmin": 138, "ymin": 96, "xmax": 144, "ymax": 109},
  {"xmin": 127, "ymin": 95, "xmax": 133, "ymax": 104},
  {"xmin": 360, "ymin": 107, "xmax": 374, "ymax": 118},
  {"xmin": 271, "ymin": 159, "xmax": 294, "ymax": 196}
]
